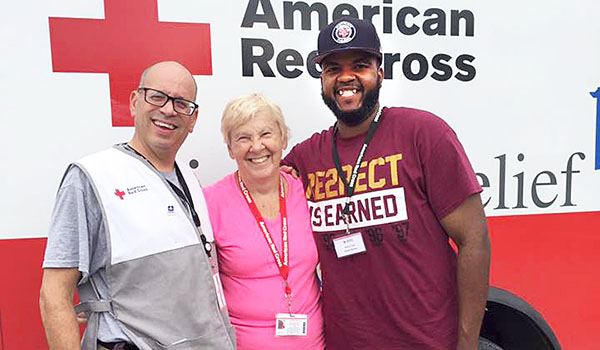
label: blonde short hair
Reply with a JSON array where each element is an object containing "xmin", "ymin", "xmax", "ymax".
[{"xmin": 221, "ymin": 93, "xmax": 289, "ymax": 145}]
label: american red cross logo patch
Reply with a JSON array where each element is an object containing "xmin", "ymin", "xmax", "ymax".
[{"xmin": 114, "ymin": 189, "xmax": 125, "ymax": 200}]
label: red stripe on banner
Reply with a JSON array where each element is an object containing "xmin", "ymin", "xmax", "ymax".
[
  {"xmin": 0, "ymin": 308, "xmax": 4, "ymax": 350},
  {"xmin": 0, "ymin": 238, "xmax": 48, "ymax": 350},
  {"xmin": 0, "ymin": 211, "xmax": 598, "ymax": 349},
  {"xmin": 488, "ymin": 211, "xmax": 600, "ymax": 350}
]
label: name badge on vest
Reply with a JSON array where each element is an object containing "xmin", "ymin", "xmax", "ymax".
[
  {"xmin": 213, "ymin": 273, "xmax": 227, "ymax": 310},
  {"xmin": 275, "ymin": 313, "xmax": 308, "ymax": 336},
  {"xmin": 333, "ymin": 231, "xmax": 367, "ymax": 258},
  {"xmin": 205, "ymin": 241, "xmax": 226, "ymax": 310}
]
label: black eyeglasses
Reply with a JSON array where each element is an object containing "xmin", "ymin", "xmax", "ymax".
[{"xmin": 138, "ymin": 87, "xmax": 198, "ymax": 116}]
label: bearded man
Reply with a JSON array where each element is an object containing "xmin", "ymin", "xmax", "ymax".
[{"xmin": 283, "ymin": 17, "xmax": 491, "ymax": 350}]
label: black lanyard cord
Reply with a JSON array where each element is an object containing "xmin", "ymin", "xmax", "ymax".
[
  {"xmin": 332, "ymin": 108, "xmax": 384, "ymax": 215},
  {"xmin": 123, "ymin": 144, "xmax": 212, "ymax": 256},
  {"xmin": 169, "ymin": 164, "xmax": 200, "ymax": 228}
]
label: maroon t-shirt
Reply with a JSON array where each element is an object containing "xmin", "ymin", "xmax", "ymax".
[{"xmin": 284, "ymin": 107, "xmax": 481, "ymax": 350}]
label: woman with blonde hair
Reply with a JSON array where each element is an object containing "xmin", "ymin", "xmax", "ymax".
[{"xmin": 203, "ymin": 93, "xmax": 325, "ymax": 350}]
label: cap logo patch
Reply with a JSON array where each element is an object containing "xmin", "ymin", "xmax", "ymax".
[{"xmin": 331, "ymin": 21, "xmax": 356, "ymax": 44}]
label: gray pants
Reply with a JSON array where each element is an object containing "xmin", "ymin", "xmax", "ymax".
[{"xmin": 97, "ymin": 343, "xmax": 136, "ymax": 350}]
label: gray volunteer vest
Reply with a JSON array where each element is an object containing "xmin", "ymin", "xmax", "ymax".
[{"xmin": 74, "ymin": 146, "xmax": 235, "ymax": 350}]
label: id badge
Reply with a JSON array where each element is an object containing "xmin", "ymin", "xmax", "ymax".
[
  {"xmin": 333, "ymin": 231, "xmax": 366, "ymax": 258},
  {"xmin": 275, "ymin": 313, "xmax": 308, "ymax": 336},
  {"xmin": 213, "ymin": 273, "xmax": 227, "ymax": 310}
]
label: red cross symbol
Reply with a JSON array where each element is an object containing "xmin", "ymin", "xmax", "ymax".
[
  {"xmin": 115, "ymin": 189, "xmax": 126, "ymax": 200},
  {"xmin": 49, "ymin": 0, "xmax": 212, "ymax": 127}
]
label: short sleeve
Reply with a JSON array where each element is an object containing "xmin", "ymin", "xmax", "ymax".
[
  {"xmin": 43, "ymin": 165, "xmax": 104, "ymax": 283},
  {"xmin": 201, "ymin": 185, "xmax": 219, "ymax": 241},
  {"xmin": 202, "ymin": 175, "xmax": 234, "ymax": 245},
  {"xmin": 423, "ymin": 129, "xmax": 482, "ymax": 220},
  {"xmin": 281, "ymin": 147, "xmax": 297, "ymax": 169}
]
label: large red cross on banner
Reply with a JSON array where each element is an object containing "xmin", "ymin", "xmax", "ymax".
[{"xmin": 49, "ymin": 0, "xmax": 212, "ymax": 127}]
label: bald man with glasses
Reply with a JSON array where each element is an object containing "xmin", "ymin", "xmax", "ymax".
[{"xmin": 40, "ymin": 61, "xmax": 236, "ymax": 350}]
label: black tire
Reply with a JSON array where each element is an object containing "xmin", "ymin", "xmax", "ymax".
[
  {"xmin": 479, "ymin": 336, "xmax": 503, "ymax": 350},
  {"xmin": 482, "ymin": 287, "xmax": 561, "ymax": 350}
]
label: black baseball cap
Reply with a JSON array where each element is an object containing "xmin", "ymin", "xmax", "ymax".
[{"xmin": 314, "ymin": 17, "xmax": 382, "ymax": 65}]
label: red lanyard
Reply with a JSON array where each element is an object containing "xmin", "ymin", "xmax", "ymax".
[{"xmin": 237, "ymin": 173, "xmax": 292, "ymax": 300}]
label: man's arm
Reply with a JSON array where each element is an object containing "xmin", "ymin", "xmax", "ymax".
[
  {"xmin": 40, "ymin": 268, "xmax": 82, "ymax": 350},
  {"xmin": 441, "ymin": 193, "xmax": 491, "ymax": 350}
]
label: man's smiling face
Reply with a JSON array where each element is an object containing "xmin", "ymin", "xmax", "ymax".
[
  {"xmin": 129, "ymin": 62, "xmax": 198, "ymax": 159},
  {"xmin": 320, "ymin": 50, "xmax": 383, "ymax": 126}
]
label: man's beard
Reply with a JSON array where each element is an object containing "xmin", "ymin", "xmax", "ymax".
[{"xmin": 321, "ymin": 80, "xmax": 382, "ymax": 127}]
